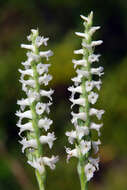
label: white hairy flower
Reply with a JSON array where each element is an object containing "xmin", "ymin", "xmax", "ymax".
[
  {"xmin": 89, "ymin": 108, "xmax": 105, "ymax": 120},
  {"xmin": 80, "ymin": 140, "xmax": 91, "ymax": 155},
  {"xmin": 16, "ymin": 110, "xmax": 32, "ymax": 119},
  {"xmin": 66, "ymin": 126, "xmax": 89, "ymax": 144},
  {"xmin": 66, "ymin": 147, "xmax": 78, "ymax": 161},
  {"xmin": 71, "ymin": 112, "xmax": 87, "ymax": 124},
  {"xmin": 66, "ymin": 130, "xmax": 76, "ymax": 144},
  {"xmin": 88, "ymin": 157, "xmax": 99, "ymax": 170},
  {"xmin": 42, "ymin": 156, "xmax": 59, "ymax": 169},
  {"xmin": 88, "ymin": 91, "xmax": 98, "ymax": 104},
  {"xmin": 37, "ymin": 63, "xmax": 50, "ymax": 75},
  {"xmin": 28, "ymin": 158, "xmax": 45, "ymax": 174},
  {"xmin": 92, "ymin": 139, "xmax": 101, "ymax": 154},
  {"xmin": 17, "ymin": 121, "xmax": 33, "ymax": 135},
  {"xmin": 38, "ymin": 117, "xmax": 53, "ymax": 131},
  {"xmin": 68, "ymin": 86, "xmax": 82, "ymax": 97},
  {"xmin": 72, "ymin": 59, "xmax": 87, "ymax": 68},
  {"xmin": 35, "ymin": 36, "xmax": 49, "ymax": 47},
  {"xmin": 85, "ymin": 163, "xmax": 96, "ymax": 181},
  {"xmin": 90, "ymin": 122, "xmax": 103, "ymax": 136},
  {"xmin": 75, "ymin": 126, "xmax": 89, "ymax": 139},
  {"xmin": 91, "ymin": 67, "xmax": 104, "ymax": 76},
  {"xmin": 27, "ymin": 52, "xmax": 40, "ymax": 62},
  {"xmin": 75, "ymin": 32, "xmax": 89, "ymax": 40},
  {"xmin": 20, "ymin": 138, "xmax": 37, "ymax": 153},
  {"xmin": 39, "ymin": 50, "xmax": 53, "ymax": 60},
  {"xmin": 36, "ymin": 102, "xmax": 46, "ymax": 115},
  {"xmin": 88, "ymin": 54, "xmax": 100, "ymax": 63},
  {"xmin": 74, "ymin": 49, "xmax": 84, "ymax": 55},
  {"xmin": 39, "ymin": 132, "xmax": 56, "ymax": 148},
  {"xmin": 39, "ymin": 74, "xmax": 52, "ymax": 86},
  {"xmin": 40, "ymin": 89, "xmax": 54, "ymax": 100},
  {"xmin": 71, "ymin": 74, "xmax": 82, "ymax": 86},
  {"xmin": 89, "ymin": 26, "xmax": 100, "ymax": 36},
  {"xmin": 70, "ymin": 97, "xmax": 85, "ymax": 108}
]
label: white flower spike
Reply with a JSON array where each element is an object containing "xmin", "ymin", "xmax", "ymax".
[
  {"xmin": 16, "ymin": 29, "xmax": 58, "ymax": 190},
  {"xmin": 65, "ymin": 12, "xmax": 104, "ymax": 189}
]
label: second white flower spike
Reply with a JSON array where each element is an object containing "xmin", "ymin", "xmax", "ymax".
[{"xmin": 65, "ymin": 11, "xmax": 104, "ymax": 189}]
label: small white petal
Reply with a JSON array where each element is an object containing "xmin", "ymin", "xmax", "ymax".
[
  {"xmin": 20, "ymin": 138, "xmax": 37, "ymax": 153},
  {"xmin": 82, "ymin": 42, "xmax": 92, "ymax": 49},
  {"xmin": 90, "ymin": 122, "xmax": 103, "ymax": 136},
  {"xmin": 71, "ymin": 112, "xmax": 86, "ymax": 124},
  {"xmin": 27, "ymin": 52, "xmax": 40, "ymax": 62},
  {"xmin": 89, "ymin": 108, "xmax": 105, "ymax": 120},
  {"xmin": 91, "ymin": 40, "xmax": 103, "ymax": 47},
  {"xmin": 65, "ymin": 147, "xmax": 78, "ymax": 162},
  {"xmin": 88, "ymin": 92, "xmax": 98, "ymax": 104},
  {"xmin": 75, "ymin": 32, "xmax": 89, "ymax": 40},
  {"xmin": 85, "ymin": 163, "xmax": 96, "ymax": 181},
  {"xmin": 31, "ymin": 29, "xmax": 38, "ymax": 35},
  {"xmin": 92, "ymin": 139, "xmax": 101, "ymax": 154},
  {"xmin": 16, "ymin": 110, "xmax": 32, "ymax": 119},
  {"xmin": 93, "ymin": 80, "xmax": 102, "ymax": 90},
  {"xmin": 38, "ymin": 118, "xmax": 53, "ymax": 131},
  {"xmin": 74, "ymin": 49, "xmax": 84, "ymax": 55},
  {"xmin": 72, "ymin": 59, "xmax": 87, "ymax": 68},
  {"xmin": 80, "ymin": 140, "xmax": 91, "ymax": 155},
  {"xmin": 76, "ymin": 69, "xmax": 89, "ymax": 78},
  {"xmin": 91, "ymin": 67, "xmax": 104, "ymax": 77},
  {"xmin": 89, "ymin": 26, "xmax": 101, "ymax": 36},
  {"xmin": 85, "ymin": 81, "xmax": 94, "ymax": 92},
  {"xmin": 42, "ymin": 156, "xmax": 59, "ymax": 169},
  {"xmin": 89, "ymin": 157, "xmax": 99, "ymax": 170},
  {"xmin": 71, "ymin": 75, "xmax": 82, "ymax": 86},
  {"xmin": 17, "ymin": 122, "xmax": 33, "ymax": 135},
  {"xmin": 21, "ymin": 60, "xmax": 31, "ymax": 68},
  {"xmin": 86, "ymin": 80, "xmax": 102, "ymax": 92},
  {"xmin": 65, "ymin": 131, "xmax": 76, "ymax": 144},
  {"xmin": 39, "ymin": 74, "xmax": 52, "ymax": 86},
  {"xmin": 68, "ymin": 85, "xmax": 82, "ymax": 98},
  {"xmin": 88, "ymin": 54, "xmax": 101, "ymax": 63},
  {"xmin": 39, "ymin": 50, "xmax": 53, "ymax": 60},
  {"xmin": 27, "ymin": 90, "xmax": 40, "ymax": 101},
  {"xmin": 21, "ymin": 44, "xmax": 35, "ymax": 51},
  {"xmin": 37, "ymin": 63, "xmax": 50, "ymax": 75},
  {"xmin": 18, "ymin": 69, "xmax": 33, "ymax": 77},
  {"xmin": 40, "ymin": 89, "xmax": 54, "ymax": 100},
  {"xmin": 28, "ymin": 158, "xmax": 45, "ymax": 174},
  {"xmin": 80, "ymin": 15, "xmax": 88, "ymax": 22},
  {"xmin": 70, "ymin": 97, "xmax": 85, "ymax": 108},
  {"xmin": 36, "ymin": 102, "xmax": 46, "ymax": 115},
  {"xmin": 81, "ymin": 11, "xmax": 93, "ymax": 25},
  {"xmin": 35, "ymin": 36, "xmax": 49, "ymax": 47},
  {"xmin": 40, "ymin": 132, "xmax": 56, "ymax": 149},
  {"xmin": 17, "ymin": 98, "xmax": 30, "ymax": 111},
  {"xmin": 75, "ymin": 125, "xmax": 89, "ymax": 139},
  {"xmin": 19, "ymin": 78, "xmax": 36, "ymax": 88}
]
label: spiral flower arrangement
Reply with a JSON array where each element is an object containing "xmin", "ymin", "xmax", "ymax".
[
  {"xmin": 16, "ymin": 29, "xmax": 58, "ymax": 190},
  {"xmin": 65, "ymin": 12, "xmax": 104, "ymax": 189}
]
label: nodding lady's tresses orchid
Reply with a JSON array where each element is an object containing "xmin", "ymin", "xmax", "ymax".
[
  {"xmin": 65, "ymin": 12, "xmax": 104, "ymax": 190},
  {"xmin": 16, "ymin": 29, "xmax": 58, "ymax": 190}
]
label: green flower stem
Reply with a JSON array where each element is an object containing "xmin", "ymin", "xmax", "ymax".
[
  {"xmin": 78, "ymin": 159, "xmax": 88, "ymax": 190},
  {"xmin": 36, "ymin": 170, "xmax": 45, "ymax": 190},
  {"xmin": 29, "ymin": 31, "xmax": 45, "ymax": 190},
  {"xmin": 78, "ymin": 15, "xmax": 93, "ymax": 190}
]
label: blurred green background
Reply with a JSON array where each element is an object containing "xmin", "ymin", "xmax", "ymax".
[{"xmin": 0, "ymin": 0, "xmax": 127, "ymax": 190}]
